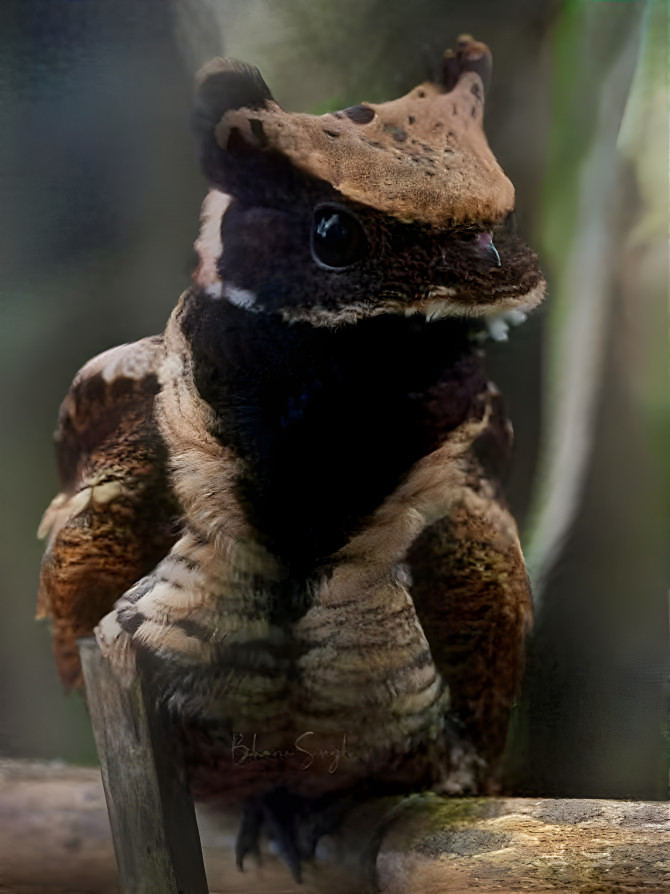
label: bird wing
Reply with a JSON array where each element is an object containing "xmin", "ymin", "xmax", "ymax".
[
  {"xmin": 407, "ymin": 387, "xmax": 532, "ymax": 767},
  {"xmin": 37, "ymin": 336, "xmax": 180, "ymax": 688}
]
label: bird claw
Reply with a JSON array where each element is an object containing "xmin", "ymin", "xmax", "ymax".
[
  {"xmin": 235, "ymin": 787, "xmax": 355, "ymax": 883},
  {"xmin": 235, "ymin": 798, "xmax": 264, "ymax": 872},
  {"xmin": 236, "ymin": 788, "xmax": 306, "ymax": 882}
]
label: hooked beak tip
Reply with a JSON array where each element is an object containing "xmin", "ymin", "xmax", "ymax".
[{"xmin": 475, "ymin": 231, "xmax": 502, "ymax": 267}]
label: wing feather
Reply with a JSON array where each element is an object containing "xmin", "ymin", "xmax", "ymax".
[
  {"xmin": 407, "ymin": 389, "xmax": 532, "ymax": 768},
  {"xmin": 37, "ymin": 337, "xmax": 180, "ymax": 688}
]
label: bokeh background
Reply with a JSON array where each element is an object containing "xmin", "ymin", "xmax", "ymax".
[{"xmin": 1, "ymin": 0, "xmax": 667, "ymax": 799}]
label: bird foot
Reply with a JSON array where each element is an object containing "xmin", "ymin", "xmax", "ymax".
[{"xmin": 235, "ymin": 786, "xmax": 354, "ymax": 883}]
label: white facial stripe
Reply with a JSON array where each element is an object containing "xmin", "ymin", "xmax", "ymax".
[
  {"xmin": 194, "ymin": 189, "xmax": 231, "ymax": 290},
  {"xmin": 225, "ymin": 286, "xmax": 258, "ymax": 311}
]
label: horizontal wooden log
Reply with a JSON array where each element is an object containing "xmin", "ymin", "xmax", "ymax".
[{"xmin": 0, "ymin": 760, "xmax": 669, "ymax": 893}]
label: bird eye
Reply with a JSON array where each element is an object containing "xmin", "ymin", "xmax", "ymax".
[{"xmin": 311, "ymin": 205, "xmax": 368, "ymax": 269}]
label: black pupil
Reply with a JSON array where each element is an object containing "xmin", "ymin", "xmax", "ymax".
[{"xmin": 312, "ymin": 206, "xmax": 366, "ymax": 268}]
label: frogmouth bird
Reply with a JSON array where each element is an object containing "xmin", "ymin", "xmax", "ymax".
[{"xmin": 37, "ymin": 35, "xmax": 545, "ymax": 879}]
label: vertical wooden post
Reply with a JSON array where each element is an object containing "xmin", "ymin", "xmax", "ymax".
[{"xmin": 78, "ymin": 637, "xmax": 209, "ymax": 894}]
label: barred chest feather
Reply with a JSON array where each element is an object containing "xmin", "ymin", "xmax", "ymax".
[{"xmin": 109, "ymin": 296, "xmax": 503, "ymax": 798}]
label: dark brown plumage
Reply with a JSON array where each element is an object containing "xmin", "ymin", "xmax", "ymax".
[
  {"xmin": 37, "ymin": 339, "xmax": 180, "ymax": 689},
  {"xmin": 37, "ymin": 36, "xmax": 544, "ymax": 878}
]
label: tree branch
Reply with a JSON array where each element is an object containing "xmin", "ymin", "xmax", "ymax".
[{"xmin": 1, "ymin": 760, "xmax": 669, "ymax": 893}]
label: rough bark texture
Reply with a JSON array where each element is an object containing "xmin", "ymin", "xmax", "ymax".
[
  {"xmin": 78, "ymin": 638, "xmax": 208, "ymax": 894},
  {"xmin": 0, "ymin": 760, "xmax": 668, "ymax": 894}
]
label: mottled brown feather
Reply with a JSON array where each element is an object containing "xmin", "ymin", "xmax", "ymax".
[
  {"xmin": 37, "ymin": 339, "xmax": 180, "ymax": 688},
  {"xmin": 212, "ymin": 69, "xmax": 512, "ymax": 228},
  {"xmin": 407, "ymin": 404, "xmax": 532, "ymax": 774}
]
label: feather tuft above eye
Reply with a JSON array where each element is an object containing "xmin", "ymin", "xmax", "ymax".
[
  {"xmin": 192, "ymin": 57, "xmax": 275, "ymax": 145},
  {"xmin": 441, "ymin": 34, "xmax": 492, "ymax": 95}
]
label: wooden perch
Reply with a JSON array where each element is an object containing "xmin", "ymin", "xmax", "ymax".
[
  {"xmin": 1, "ymin": 759, "xmax": 669, "ymax": 893},
  {"xmin": 78, "ymin": 637, "xmax": 208, "ymax": 894}
]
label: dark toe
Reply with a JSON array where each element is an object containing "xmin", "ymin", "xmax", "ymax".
[
  {"xmin": 235, "ymin": 797, "xmax": 263, "ymax": 871},
  {"xmin": 235, "ymin": 787, "xmax": 356, "ymax": 883},
  {"xmin": 261, "ymin": 787, "xmax": 304, "ymax": 883}
]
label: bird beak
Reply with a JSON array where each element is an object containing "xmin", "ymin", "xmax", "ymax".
[{"xmin": 475, "ymin": 231, "xmax": 501, "ymax": 267}]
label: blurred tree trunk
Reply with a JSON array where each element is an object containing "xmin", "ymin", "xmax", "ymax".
[{"xmin": 507, "ymin": 0, "xmax": 668, "ymax": 798}]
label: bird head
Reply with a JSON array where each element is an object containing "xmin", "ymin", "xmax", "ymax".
[{"xmin": 190, "ymin": 36, "xmax": 545, "ymax": 327}]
